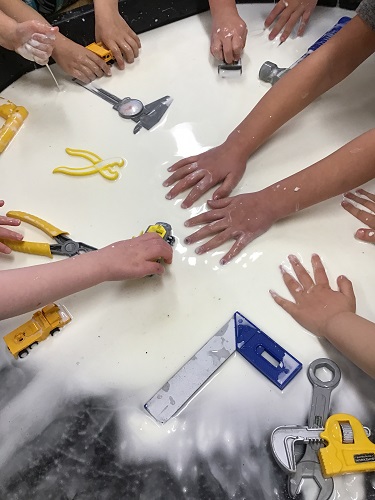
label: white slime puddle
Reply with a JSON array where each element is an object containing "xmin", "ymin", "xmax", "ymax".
[{"xmin": 0, "ymin": 5, "xmax": 374, "ymax": 500}]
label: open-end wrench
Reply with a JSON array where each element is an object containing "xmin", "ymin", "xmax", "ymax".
[{"xmin": 288, "ymin": 358, "xmax": 341, "ymax": 500}]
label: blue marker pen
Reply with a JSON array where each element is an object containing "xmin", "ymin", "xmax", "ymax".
[{"xmin": 259, "ymin": 17, "xmax": 352, "ymax": 85}]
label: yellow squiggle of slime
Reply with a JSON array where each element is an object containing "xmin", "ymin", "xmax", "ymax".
[{"xmin": 53, "ymin": 148, "xmax": 126, "ymax": 181}]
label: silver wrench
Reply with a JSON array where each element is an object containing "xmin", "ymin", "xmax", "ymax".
[{"xmin": 288, "ymin": 358, "xmax": 341, "ymax": 500}]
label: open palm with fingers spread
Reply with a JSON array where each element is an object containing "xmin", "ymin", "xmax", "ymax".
[
  {"xmin": 342, "ymin": 189, "xmax": 375, "ymax": 244},
  {"xmin": 265, "ymin": 0, "xmax": 318, "ymax": 43},
  {"xmin": 270, "ymin": 254, "xmax": 356, "ymax": 337},
  {"xmin": 184, "ymin": 192, "xmax": 277, "ymax": 265},
  {"xmin": 163, "ymin": 145, "xmax": 247, "ymax": 209}
]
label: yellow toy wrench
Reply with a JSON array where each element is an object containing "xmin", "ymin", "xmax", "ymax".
[{"xmin": 319, "ymin": 413, "xmax": 375, "ymax": 476}]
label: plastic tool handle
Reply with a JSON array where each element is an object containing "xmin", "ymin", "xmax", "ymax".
[
  {"xmin": 0, "ymin": 105, "xmax": 28, "ymax": 154},
  {"xmin": 0, "ymin": 239, "xmax": 52, "ymax": 257},
  {"xmin": 6, "ymin": 211, "xmax": 68, "ymax": 238}
]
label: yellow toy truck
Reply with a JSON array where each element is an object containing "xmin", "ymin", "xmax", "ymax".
[
  {"xmin": 3, "ymin": 303, "xmax": 72, "ymax": 359},
  {"xmin": 85, "ymin": 42, "xmax": 115, "ymax": 64}
]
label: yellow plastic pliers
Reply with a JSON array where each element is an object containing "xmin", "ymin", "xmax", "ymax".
[{"xmin": 0, "ymin": 211, "xmax": 97, "ymax": 258}]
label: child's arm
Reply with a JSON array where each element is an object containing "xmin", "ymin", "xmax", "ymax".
[
  {"xmin": 342, "ymin": 188, "xmax": 375, "ymax": 244},
  {"xmin": 164, "ymin": 14, "xmax": 375, "ymax": 208},
  {"xmin": 0, "ymin": 232, "xmax": 173, "ymax": 321},
  {"xmin": 185, "ymin": 128, "xmax": 375, "ymax": 264},
  {"xmin": 264, "ymin": 0, "xmax": 319, "ymax": 43},
  {"xmin": 0, "ymin": 0, "xmax": 110, "ymax": 82},
  {"xmin": 270, "ymin": 254, "xmax": 375, "ymax": 379},
  {"xmin": 208, "ymin": 0, "xmax": 247, "ymax": 64},
  {"xmin": 93, "ymin": 0, "xmax": 141, "ymax": 70}
]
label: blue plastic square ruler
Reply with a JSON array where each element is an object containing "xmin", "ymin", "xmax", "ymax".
[{"xmin": 145, "ymin": 312, "xmax": 302, "ymax": 423}]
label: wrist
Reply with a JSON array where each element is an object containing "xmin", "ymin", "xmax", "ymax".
[
  {"xmin": 209, "ymin": 0, "xmax": 238, "ymax": 19},
  {"xmin": 1, "ymin": 16, "xmax": 18, "ymax": 51},
  {"xmin": 224, "ymin": 132, "xmax": 252, "ymax": 164},
  {"xmin": 324, "ymin": 311, "xmax": 357, "ymax": 341}
]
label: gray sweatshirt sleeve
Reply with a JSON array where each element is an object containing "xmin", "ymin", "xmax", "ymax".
[{"xmin": 357, "ymin": 0, "xmax": 375, "ymax": 30}]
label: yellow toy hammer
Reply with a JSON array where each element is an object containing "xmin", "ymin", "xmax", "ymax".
[
  {"xmin": 0, "ymin": 98, "xmax": 28, "ymax": 153},
  {"xmin": 319, "ymin": 413, "xmax": 375, "ymax": 477}
]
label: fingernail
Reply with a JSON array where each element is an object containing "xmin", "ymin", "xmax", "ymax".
[
  {"xmin": 269, "ymin": 289, "xmax": 277, "ymax": 297},
  {"xmin": 356, "ymin": 229, "xmax": 365, "ymax": 238},
  {"xmin": 163, "ymin": 181, "xmax": 169, "ymax": 187},
  {"xmin": 289, "ymin": 254, "xmax": 298, "ymax": 261},
  {"xmin": 195, "ymin": 247, "xmax": 203, "ymax": 255},
  {"xmin": 15, "ymin": 234, "xmax": 23, "ymax": 240},
  {"xmin": 219, "ymin": 258, "xmax": 226, "ymax": 265},
  {"xmin": 279, "ymin": 265, "xmax": 287, "ymax": 273},
  {"xmin": 181, "ymin": 203, "xmax": 187, "ymax": 209},
  {"xmin": 165, "ymin": 193, "xmax": 172, "ymax": 200},
  {"xmin": 184, "ymin": 237, "xmax": 190, "ymax": 244},
  {"xmin": 167, "ymin": 167, "xmax": 172, "ymax": 172}
]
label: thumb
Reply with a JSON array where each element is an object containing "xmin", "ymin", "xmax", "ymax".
[
  {"xmin": 212, "ymin": 176, "xmax": 236, "ymax": 201},
  {"xmin": 337, "ymin": 275, "xmax": 356, "ymax": 311},
  {"xmin": 207, "ymin": 197, "xmax": 231, "ymax": 209}
]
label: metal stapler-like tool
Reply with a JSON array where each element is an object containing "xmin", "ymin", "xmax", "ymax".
[{"xmin": 73, "ymin": 80, "xmax": 173, "ymax": 134}]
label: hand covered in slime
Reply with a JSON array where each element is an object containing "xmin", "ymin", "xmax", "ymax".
[
  {"xmin": 264, "ymin": 0, "xmax": 318, "ymax": 43},
  {"xmin": 14, "ymin": 21, "xmax": 58, "ymax": 65},
  {"xmin": 164, "ymin": 145, "xmax": 247, "ymax": 209},
  {"xmin": 184, "ymin": 192, "xmax": 276, "ymax": 265},
  {"xmin": 342, "ymin": 189, "xmax": 375, "ymax": 244},
  {"xmin": 211, "ymin": 11, "xmax": 247, "ymax": 63}
]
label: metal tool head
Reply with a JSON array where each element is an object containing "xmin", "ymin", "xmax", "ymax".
[
  {"xmin": 218, "ymin": 59, "xmax": 242, "ymax": 78},
  {"xmin": 307, "ymin": 359, "xmax": 341, "ymax": 390},
  {"xmin": 271, "ymin": 425, "xmax": 323, "ymax": 473},
  {"xmin": 133, "ymin": 96, "xmax": 173, "ymax": 134},
  {"xmin": 258, "ymin": 61, "xmax": 289, "ymax": 85},
  {"xmin": 51, "ymin": 235, "xmax": 97, "ymax": 257},
  {"xmin": 288, "ymin": 458, "xmax": 334, "ymax": 500},
  {"xmin": 144, "ymin": 316, "xmax": 236, "ymax": 423},
  {"xmin": 287, "ymin": 358, "xmax": 341, "ymax": 500}
]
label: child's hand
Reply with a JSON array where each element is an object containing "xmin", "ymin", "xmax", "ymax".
[
  {"xmin": 342, "ymin": 189, "xmax": 375, "ymax": 244},
  {"xmin": 95, "ymin": 12, "xmax": 141, "ymax": 69},
  {"xmin": 184, "ymin": 192, "xmax": 276, "ymax": 265},
  {"xmin": 210, "ymin": 12, "xmax": 247, "ymax": 63},
  {"xmin": 265, "ymin": 0, "xmax": 318, "ymax": 43},
  {"xmin": 52, "ymin": 36, "xmax": 111, "ymax": 83},
  {"xmin": 98, "ymin": 233, "xmax": 173, "ymax": 280},
  {"xmin": 270, "ymin": 254, "xmax": 356, "ymax": 337},
  {"xmin": 14, "ymin": 21, "xmax": 58, "ymax": 65},
  {"xmin": 0, "ymin": 201, "xmax": 23, "ymax": 254},
  {"xmin": 163, "ymin": 144, "xmax": 247, "ymax": 209}
]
